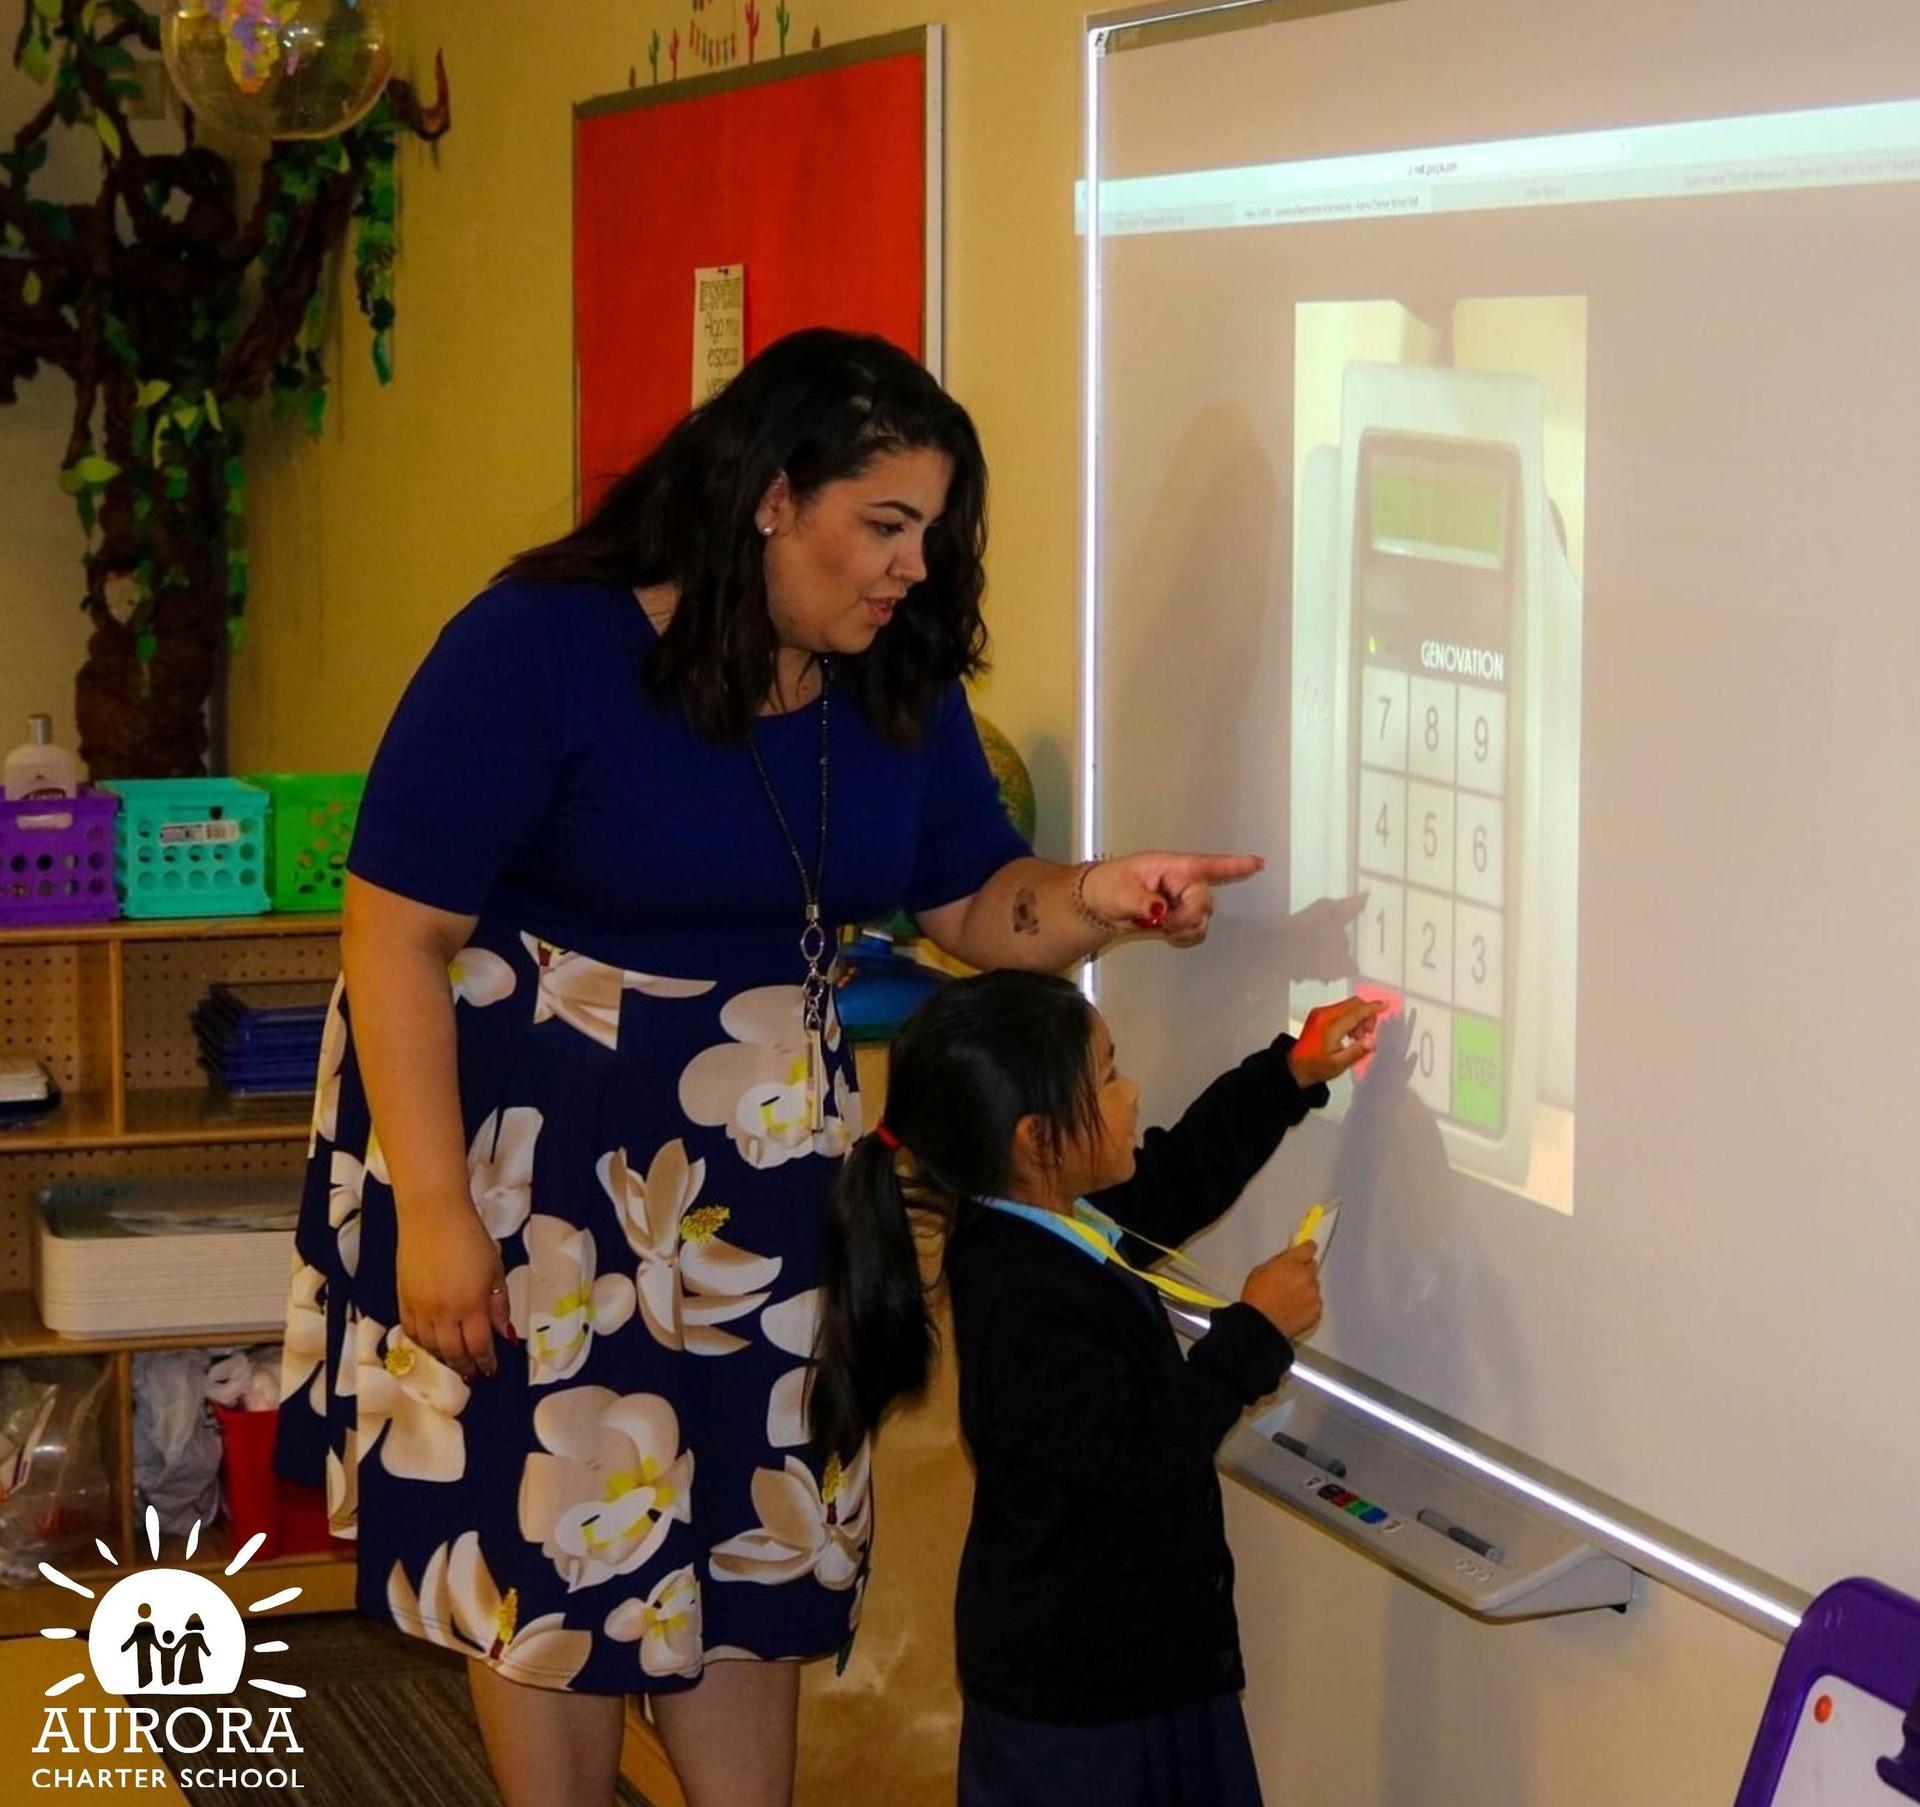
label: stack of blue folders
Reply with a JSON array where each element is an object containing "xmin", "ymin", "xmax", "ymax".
[{"xmin": 192, "ymin": 979, "xmax": 332, "ymax": 1105}]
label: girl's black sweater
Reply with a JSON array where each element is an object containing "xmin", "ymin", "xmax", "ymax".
[{"xmin": 948, "ymin": 1036, "xmax": 1327, "ymax": 1724}]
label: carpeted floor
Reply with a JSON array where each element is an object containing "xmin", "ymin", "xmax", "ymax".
[{"xmin": 137, "ymin": 1613, "xmax": 656, "ymax": 1807}]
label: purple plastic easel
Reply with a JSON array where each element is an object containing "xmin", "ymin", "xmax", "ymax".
[{"xmin": 1733, "ymin": 1578, "xmax": 1920, "ymax": 1806}]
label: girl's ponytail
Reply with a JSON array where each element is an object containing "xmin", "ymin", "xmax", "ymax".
[
  {"xmin": 807, "ymin": 970, "xmax": 1102, "ymax": 1461},
  {"xmin": 808, "ymin": 1129, "xmax": 940, "ymax": 1463}
]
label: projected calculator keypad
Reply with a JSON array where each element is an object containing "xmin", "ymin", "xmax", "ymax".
[{"xmin": 1359, "ymin": 667, "xmax": 1507, "ymax": 1131}]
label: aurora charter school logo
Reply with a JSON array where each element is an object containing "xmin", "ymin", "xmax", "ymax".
[{"xmin": 31, "ymin": 1509, "xmax": 306, "ymax": 1793}]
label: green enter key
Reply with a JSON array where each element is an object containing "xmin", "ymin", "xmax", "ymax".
[{"xmin": 1453, "ymin": 1014, "xmax": 1505, "ymax": 1132}]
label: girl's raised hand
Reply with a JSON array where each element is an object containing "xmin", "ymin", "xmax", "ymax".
[{"xmin": 1289, "ymin": 996, "xmax": 1385, "ymax": 1086}]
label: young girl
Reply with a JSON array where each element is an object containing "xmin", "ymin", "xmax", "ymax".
[{"xmin": 809, "ymin": 970, "xmax": 1380, "ymax": 1807}]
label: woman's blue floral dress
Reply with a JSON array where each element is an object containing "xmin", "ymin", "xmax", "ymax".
[{"xmin": 276, "ymin": 579, "xmax": 1027, "ymax": 1694}]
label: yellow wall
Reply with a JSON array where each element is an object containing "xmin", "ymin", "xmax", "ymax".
[
  {"xmin": 232, "ymin": 0, "xmax": 1085, "ymax": 850},
  {"xmin": 0, "ymin": 58, "xmax": 100, "ymax": 768},
  {"xmin": 235, "ymin": 4, "xmax": 1781, "ymax": 1802}
]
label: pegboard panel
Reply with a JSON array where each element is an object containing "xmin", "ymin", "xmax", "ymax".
[
  {"xmin": 0, "ymin": 1139, "xmax": 306, "ymax": 1294},
  {"xmin": 123, "ymin": 932, "xmax": 340, "ymax": 1090},
  {"xmin": 0, "ymin": 941, "xmax": 113, "ymax": 1094}
]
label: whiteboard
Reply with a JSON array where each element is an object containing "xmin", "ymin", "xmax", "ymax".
[{"xmin": 1083, "ymin": 0, "xmax": 1920, "ymax": 1605}]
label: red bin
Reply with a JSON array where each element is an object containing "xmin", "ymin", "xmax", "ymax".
[{"xmin": 212, "ymin": 1404, "xmax": 335, "ymax": 1560}]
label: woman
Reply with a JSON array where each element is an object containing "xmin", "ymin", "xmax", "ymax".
[
  {"xmin": 277, "ymin": 328, "xmax": 1259, "ymax": 1807},
  {"xmin": 171, "ymin": 1614, "xmax": 211, "ymax": 1689}
]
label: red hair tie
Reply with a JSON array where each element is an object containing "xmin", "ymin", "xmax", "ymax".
[{"xmin": 875, "ymin": 1124, "xmax": 903, "ymax": 1152}]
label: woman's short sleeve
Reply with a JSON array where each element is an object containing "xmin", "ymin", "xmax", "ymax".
[
  {"xmin": 346, "ymin": 585, "xmax": 565, "ymax": 916},
  {"xmin": 901, "ymin": 683, "xmax": 1033, "ymax": 915}
]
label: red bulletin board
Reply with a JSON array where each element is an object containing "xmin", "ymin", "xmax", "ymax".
[{"xmin": 573, "ymin": 28, "xmax": 942, "ymax": 512}]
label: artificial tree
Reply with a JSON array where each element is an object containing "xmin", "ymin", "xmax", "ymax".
[{"xmin": 0, "ymin": 0, "xmax": 449, "ymax": 777}]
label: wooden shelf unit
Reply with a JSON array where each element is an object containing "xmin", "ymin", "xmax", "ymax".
[{"xmin": 0, "ymin": 913, "xmax": 352, "ymax": 1638}]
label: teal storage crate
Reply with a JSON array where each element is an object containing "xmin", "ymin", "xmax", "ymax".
[
  {"xmin": 102, "ymin": 778, "xmax": 270, "ymax": 918},
  {"xmin": 246, "ymin": 773, "xmax": 365, "ymax": 913}
]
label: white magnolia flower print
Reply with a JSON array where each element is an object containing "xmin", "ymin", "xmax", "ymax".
[
  {"xmin": 389, "ymin": 1532, "xmax": 592, "ymax": 1690},
  {"xmin": 328, "ymin": 1307, "xmax": 362, "ymax": 1532},
  {"xmin": 600, "ymin": 1138, "xmax": 781, "ymax": 1356},
  {"xmin": 605, "ymin": 1563, "xmax": 702, "ymax": 1679},
  {"xmin": 335, "ymin": 1304, "xmax": 359, "ymax": 1402},
  {"xmin": 356, "ymin": 1315, "xmax": 471, "ymax": 1483},
  {"xmin": 710, "ymin": 1444, "xmax": 871, "ymax": 1590},
  {"xmin": 520, "ymin": 1387, "xmax": 695, "ymax": 1594},
  {"xmin": 448, "ymin": 945, "xmax": 515, "ymax": 1008},
  {"xmin": 811, "ymin": 1067, "xmax": 864, "ymax": 1161},
  {"xmin": 279, "ymin": 1256, "xmax": 327, "ymax": 1416},
  {"xmin": 324, "ymin": 1447, "xmax": 357, "ymax": 1533},
  {"xmin": 505, "ymin": 1214, "xmax": 637, "ymax": 1386},
  {"xmin": 761, "ymin": 1289, "xmax": 819, "ymax": 1449},
  {"xmin": 677, "ymin": 986, "xmax": 854, "ymax": 1171},
  {"xmin": 468, "ymin": 1106, "xmax": 542, "ymax": 1240},
  {"xmin": 328, "ymin": 1143, "xmax": 386, "ymax": 1279},
  {"xmin": 522, "ymin": 934, "xmax": 714, "ymax": 1049},
  {"xmin": 308, "ymin": 975, "xmax": 347, "ymax": 1154}
]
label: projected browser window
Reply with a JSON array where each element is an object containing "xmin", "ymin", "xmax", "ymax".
[{"xmin": 1085, "ymin": 86, "xmax": 1920, "ymax": 1220}]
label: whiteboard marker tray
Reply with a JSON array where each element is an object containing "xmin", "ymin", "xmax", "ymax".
[{"xmin": 1224, "ymin": 1389, "xmax": 1636, "ymax": 1620}]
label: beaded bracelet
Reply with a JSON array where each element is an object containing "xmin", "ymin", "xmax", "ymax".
[{"xmin": 1071, "ymin": 857, "xmax": 1125, "ymax": 936}]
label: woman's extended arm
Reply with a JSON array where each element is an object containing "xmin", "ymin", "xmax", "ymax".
[{"xmin": 914, "ymin": 849, "xmax": 1264, "ymax": 971}]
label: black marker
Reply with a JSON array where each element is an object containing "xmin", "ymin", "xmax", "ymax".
[
  {"xmin": 1417, "ymin": 1507, "xmax": 1505, "ymax": 1565},
  {"xmin": 1269, "ymin": 1429, "xmax": 1347, "ymax": 1479}
]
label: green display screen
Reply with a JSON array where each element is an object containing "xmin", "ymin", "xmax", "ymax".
[{"xmin": 1370, "ymin": 458, "xmax": 1507, "ymax": 562}]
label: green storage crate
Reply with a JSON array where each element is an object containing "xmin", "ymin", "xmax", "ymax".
[
  {"xmin": 102, "ymin": 778, "xmax": 270, "ymax": 918},
  {"xmin": 245, "ymin": 772, "xmax": 365, "ymax": 913}
]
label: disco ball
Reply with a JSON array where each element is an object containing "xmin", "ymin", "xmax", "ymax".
[{"xmin": 161, "ymin": 0, "xmax": 396, "ymax": 142}]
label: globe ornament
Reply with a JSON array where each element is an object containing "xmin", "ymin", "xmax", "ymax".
[
  {"xmin": 870, "ymin": 711, "xmax": 1037, "ymax": 945},
  {"xmin": 970, "ymin": 712, "xmax": 1038, "ymax": 846},
  {"xmin": 162, "ymin": 0, "xmax": 396, "ymax": 142}
]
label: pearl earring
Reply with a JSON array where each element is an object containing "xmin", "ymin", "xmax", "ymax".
[{"xmin": 759, "ymin": 521, "xmax": 774, "ymax": 537}]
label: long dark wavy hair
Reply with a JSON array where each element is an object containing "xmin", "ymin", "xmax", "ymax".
[
  {"xmin": 500, "ymin": 327, "xmax": 990, "ymax": 744},
  {"xmin": 807, "ymin": 971, "xmax": 1103, "ymax": 1462}
]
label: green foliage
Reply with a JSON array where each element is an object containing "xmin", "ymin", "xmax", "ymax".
[{"xmin": 5, "ymin": 2, "xmax": 442, "ymax": 678}]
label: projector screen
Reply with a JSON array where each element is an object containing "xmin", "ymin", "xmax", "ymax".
[{"xmin": 1083, "ymin": 0, "xmax": 1920, "ymax": 1605}]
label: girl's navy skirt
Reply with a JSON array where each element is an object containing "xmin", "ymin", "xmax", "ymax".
[{"xmin": 958, "ymin": 1692, "xmax": 1265, "ymax": 1807}]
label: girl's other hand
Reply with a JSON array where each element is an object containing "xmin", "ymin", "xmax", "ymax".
[{"xmin": 1241, "ymin": 1242, "xmax": 1323, "ymax": 1342}]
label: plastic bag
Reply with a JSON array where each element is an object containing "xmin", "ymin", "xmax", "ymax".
[
  {"xmin": 204, "ymin": 1345, "xmax": 282, "ymax": 1413},
  {"xmin": 132, "ymin": 1349, "xmax": 223, "ymax": 1536},
  {"xmin": 0, "ymin": 1357, "xmax": 114, "ymax": 1585}
]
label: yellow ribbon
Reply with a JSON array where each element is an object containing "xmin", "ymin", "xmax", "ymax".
[{"xmin": 1051, "ymin": 1212, "xmax": 1232, "ymax": 1311}]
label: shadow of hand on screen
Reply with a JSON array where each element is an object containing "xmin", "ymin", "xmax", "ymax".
[
  {"xmin": 1332, "ymin": 1004, "xmax": 1453, "ymax": 1320},
  {"xmin": 1326, "ymin": 999, "xmax": 1524, "ymax": 1459},
  {"xmin": 1278, "ymin": 891, "xmax": 1368, "ymax": 983}
]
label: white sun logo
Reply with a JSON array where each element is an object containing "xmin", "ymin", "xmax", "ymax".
[{"xmin": 36, "ymin": 1506, "xmax": 307, "ymax": 1703}]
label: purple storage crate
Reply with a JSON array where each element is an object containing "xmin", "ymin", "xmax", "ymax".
[{"xmin": 0, "ymin": 790, "xmax": 120, "ymax": 926}]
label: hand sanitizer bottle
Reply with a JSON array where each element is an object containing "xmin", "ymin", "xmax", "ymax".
[{"xmin": 4, "ymin": 715, "xmax": 82, "ymax": 801}]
